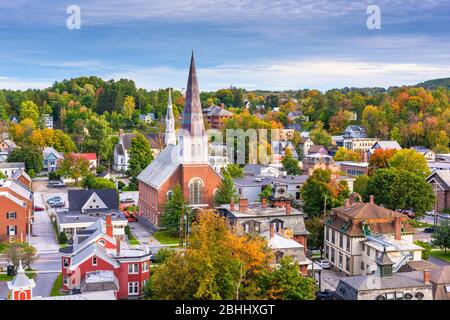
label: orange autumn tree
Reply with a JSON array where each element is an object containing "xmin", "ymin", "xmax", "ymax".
[{"xmin": 368, "ymin": 148, "xmax": 397, "ymax": 175}]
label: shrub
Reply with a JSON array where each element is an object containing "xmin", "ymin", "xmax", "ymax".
[
  {"xmin": 58, "ymin": 231, "xmax": 68, "ymax": 244},
  {"xmin": 414, "ymin": 240, "xmax": 432, "ymax": 260},
  {"xmin": 49, "ymin": 171, "xmax": 61, "ymax": 181}
]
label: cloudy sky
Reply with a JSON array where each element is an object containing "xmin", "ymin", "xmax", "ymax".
[{"xmin": 0, "ymin": 0, "xmax": 449, "ymax": 91}]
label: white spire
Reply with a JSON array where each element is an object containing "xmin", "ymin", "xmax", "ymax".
[{"xmin": 165, "ymin": 88, "xmax": 177, "ymax": 146}]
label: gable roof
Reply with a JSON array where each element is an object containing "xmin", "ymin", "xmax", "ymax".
[
  {"xmin": 205, "ymin": 105, "xmax": 233, "ymax": 117},
  {"xmin": 345, "ymin": 125, "xmax": 366, "ymax": 132},
  {"xmin": 137, "ymin": 144, "xmax": 180, "ymax": 189},
  {"xmin": 68, "ymin": 189, "xmax": 118, "ymax": 211},
  {"xmin": 372, "ymin": 141, "xmax": 402, "ymax": 150},
  {"xmin": 430, "ymin": 266, "xmax": 450, "ymax": 284},
  {"xmin": 43, "ymin": 147, "xmax": 63, "ymax": 159},
  {"xmin": 71, "ymin": 153, "xmax": 97, "ymax": 161},
  {"xmin": 308, "ymin": 145, "xmax": 327, "ymax": 154},
  {"xmin": 11, "ymin": 168, "xmax": 31, "ymax": 182},
  {"xmin": 426, "ymin": 171, "xmax": 450, "ymax": 190}
]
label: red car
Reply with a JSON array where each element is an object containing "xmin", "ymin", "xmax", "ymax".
[{"xmin": 33, "ymin": 206, "xmax": 45, "ymax": 212}]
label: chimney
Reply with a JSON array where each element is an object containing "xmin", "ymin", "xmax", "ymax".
[
  {"xmin": 269, "ymin": 223, "xmax": 275, "ymax": 239},
  {"xmin": 394, "ymin": 216, "xmax": 402, "ymax": 240},
  {"xmin": 423, "ymin": 270, "xmax": 430, "ymax": 284},
  {"xmin": 239, "ymin": 198, "xmax": 248, "ymax": 213},
  {"xmin": 286, "ymin": 202, "xmax": 291, "ymax": 215},
  {"xmin": 230, "ymin": 197, "xmax": 235, "ymax": 211},
  {"xmin": 262, "ymin": 197, "xmax": 267, "ymax": 209},
  {"xmin": 116, "ymin": 237, "xmax": 121, "ymax": 256},
  {"xmin": 345, "ymin": 199, "xmax": 350, "ymax": 208},
  {"xmin": 106, "ymin": 214, "xmax": 113, "ymax": 237},
  {"xmin": 369, "ymin": 195, "xmax": 374, "ymax": 204}
]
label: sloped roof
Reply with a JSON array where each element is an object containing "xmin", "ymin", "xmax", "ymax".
[
  {"xmin": 137, "ymin": 144, "xmax": 180, "ymax": 189},
  {"xmin": 205, "ymin": 105, "xmax": 233, "ymax": 117},
  {"xmin": 372, "ymin": 141, "xmax": 402, "ymax": 150},
  {"xmin": 345, "ymin": 125, "xmax": 366, "ymax": 132},
  {"xmin": 7, "ymin": 261, "xmax": 35, "ymax": 290},
  {"xmin": 308, "ymin": 145, "xmax": 327, "ymax": 154},
  {"xmin": 261, "ymin": 231, "xmax": 303, "ymax": 249},
  {"xmin": 71, "ymin": 153, "xmax": 97, "ymax": 161},
  {"xmin": 68, "ymin": 189, "xmax": 119, "ymax": 211},
  {"xmin": 11, "ymin": 168, "xmax": 31, "ymax": 182},
  {"xmin": 426, "ymin": 170, "xmax": 450, "ymax": 190},
  {"xmin": 0, "ymin": 162, "xmax": 25, "ymax": 169},
  {"xmin": 69, "ymin": 243, "xmax": 120, "ymax": 270},
  {"xmin": 430, "ymin": 266, "xmax": 450, "ymax": 284},
  {"xmin": 43, "ymin": 147, "xmax": 64, "ymax": 159}
]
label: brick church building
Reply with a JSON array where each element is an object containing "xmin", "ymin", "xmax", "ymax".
[{"xmin": 137, "ymin": 53, "xmax": 222, "ymax": 227}]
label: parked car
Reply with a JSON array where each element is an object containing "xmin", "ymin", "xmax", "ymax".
[
  {"xmin": 120, "ymin": 198, "xmax": 135, "ymax": 204},
  {"xmin": 51, "ymin": 181, "xmax": 66, "ymax": 188},
  {"xmin": 47, "ymin": 196, "xmax": 62, "ymax": 204},
  {"xmin": 401, "ymin": 209, "xmax": 416, "ymax": 219},
  {"xmin": 426, "ymin": 210, "xmax": 435, "ymax": 216},
  {"xmin": 424, "ymin": 227, "xmax": 435, "ymax": 234},
  {"xmin": 315, "ymin": 290, "xmax": 334, "ymax": 300},
  {"xmin": 51, "ymin": 201, "xmax": 65, "ymax": 208},
  {"xmin": 439, "ymin": 213, "xmax": 450, "ymax": 220},
  {"xmin": 33, "ymin": 206, "xmax": 45, "ymax": 212},
  {"xmin": 316, "ymin": 259, "xmax": 331, "ymax": 269}
]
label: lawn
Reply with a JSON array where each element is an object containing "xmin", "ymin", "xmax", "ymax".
[
  {"xmin": 0, "ymin": 243, "xmax": 7, "ymax": 254},
  {"xmin": 429, "ymin": 250, "xmax": 450, "ymax": 262},
  {"xmin": 0, "ymin": 271, "xmax": 36, "ymax": 282},
  {"xmin": 50, "ymin": 273, "xmax": 65, "ymax": 296},
  {"xmin": 129, "ymin": 239, "xmax": 140, "ymax": 245},
  {"xmin": 153, "ymin": 230, "xmax": 180, "ymax": 245},
  {"xmin": 409, "ymin": 220, "xmax": 433, "ymax": 228}
]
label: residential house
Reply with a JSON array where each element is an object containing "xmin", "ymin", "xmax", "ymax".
[
  {"xmin": 332, "ymin": 135, "xmax": 344, "ymax": 148},
  {"xmin": 428, "ymin": 161, "xmax": 450, "ymax": 172},
  {"xmin": 243, "ymin": 164, "xmax": 282, "ymax": 178},
  {"xmin": 0, "ymin": 162, "xmax": 25, "ymax": 178},
  {"xmin": 11, "ymin": 168, "xmax": 32, "ymax": 189},
  {"xmin": 138, "ymin": 54, "xmax": 222, "ymax": 228},
  {"xmin": 0, "ymin": 179, "xmax": 33, "ymax": 242},
  {"xmin": 430, "ymin": 266, "xmax": 450, "ymax": 300},
  {"xmin": 426, "ymin": 171, "xmax": 450, "ymax": 212},
  {"xmin": 334, "ymin": 254, "xmax": 433, "ymax": 300},
  {"xmin": 369, "ymin": 141, "xmax": 402, "ymax": 155},
  {"xmin": 343, "ymin": 125, "xmax": 367, "ymax": 139},
  {"xmin": 203, "ymin": 104, "xmax": 233, "ymax": 129},
  {"xmin": 138, "ymin": 113, "xmax": 155, "ymax": 124},
  {"xmin": 9, "ymin": 116, "xmax": 18, "ymax": 124},
  {"xmin": 337, "ymin": 161, "xmax": 369, "ymax": 177},
  {"xmin": 324, "ymin": 195, "xmax": 422, "ymax": 276},
  {"xmin": 41, "ymin": 114, "xmax": 53, "ymax": 129},
  {"xmin": 43, "ymin": 147, "xmax": 64, "ymax": 172},
  {"xmin": 55, "ymin": 189, "xmax": 128, "ymax": 239},
  {"xmin": 271, "ymin": 140, "xmax": 299, "ymax": 164},
  {"xmin": 217, "ymin": 197, "xmax": 310, "ymax": 273},
  {"xmin": 233, "ymin": 176, "xmax": 270, "ymax": 202},
  {"xmin": 279, "ymin": 129, "xmax": 296, "ymax": 141},
  {"xmin": 284, "ymin": 123, "xmax": 302, "ymax": 132},
  {"xmin": 269, "ymin": 175, "xmax": 309, "ymax": 200},
  {"xmin": 287, "ymin": 111, "xmax": 308, "ymax": 122},
  {"xmin": 59, "ymin": 216, "xmax": 151, "ymax": 299},
  {"xmin": 343, "ymin": 138, "xmax": 378, "ymax": 152},
  {"xmin": 70, "ymin": 153, "xmax": 97, "ymax": 170},
  {"xmin": 302, "ymin": 153, "xmax": 339, "ymax": 176},
  {"xmin": 307, "ymin": 145, "xmax": 328, "ymax": 156},
  {"xmin": 113, "ymin": 132, "xmax": 165, "ymax": 171},
  {"xmin": 299, "ymin": 137, "xmax": 314, "ymax": 157},
  {"xmin": 411, "ymin": 146, "xmax": 436, "ymax": 162},
  {"xmin": 0, "ymin": 139, "xmax": 17, "ymax": 164}
]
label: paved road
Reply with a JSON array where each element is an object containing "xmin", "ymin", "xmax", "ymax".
[
  {"xmin": 0, "ymin": 281, "xmax": 7, "ymax": 299},
  {"xmin": 33, "ymin": 273, "xmax": 59, "ymax": 298},
  {"xmin": 128, "ymin": 221, "xmax": 160, "ymax": 246}
]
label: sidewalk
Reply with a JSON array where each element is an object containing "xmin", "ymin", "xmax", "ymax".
[{"xmin": 128, "ymin": 221, "xmax": 160, "ymax": 245}]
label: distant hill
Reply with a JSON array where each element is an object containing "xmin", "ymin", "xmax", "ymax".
[{"xmin": 415, "ymin": 78, "xmax": 450, "ymax": 89}]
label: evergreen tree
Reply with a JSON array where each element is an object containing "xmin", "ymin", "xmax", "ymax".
[
  {"xmin": 127, "ymin": 133, "xmax": 154, "ymax": 189},
  {"xmin": 161, "ymin": 185, "xmax": 186, "ymax": 236},
  {"xmin": 214, "ymin": 173, "xmax": 238, "ymax": 206},
  {"xmin": 282, "ymin": 148, "xmax": 301, "ymax": 175}
]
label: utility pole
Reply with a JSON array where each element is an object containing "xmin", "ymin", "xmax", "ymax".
[
  {"xmin": 433, "ymin": 183, "xmax": 438, "ymax": 227},
  {"xmin": 323, "ymin": 194, "xmax": 328, "ymax": 217},
  {"xmin": 179, "ymin": 207, "xmax": 184, "ymax": 247}
]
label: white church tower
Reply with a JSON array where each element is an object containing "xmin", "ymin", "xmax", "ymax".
[{"xmin": 165, "ymin": 89, "xmax": 177, "ymax": 146}]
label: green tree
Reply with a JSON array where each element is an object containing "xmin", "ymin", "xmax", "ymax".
[
  {"xmin": 433, "ymin": 220, "xmax": 450, "ymax": 253},
  {"xmin": 221, "ymin": 164, "xmax": 244, "ymax": 178},
  {"xmin": 161, "ymin": 185, "xmax": 186, "ymax": 236},
  {"xmin": 305, "ymin": 216, "xmax": 325, "ymax": 253},
  {"xmin": 214, "ymin": 173, "xmax": 238, "ymax": 206},
  {"xmin": 123, "ymin": 95, "xmax": 136, "ymax": 119},
  {"xmin": 257, "ymin": 256, "xmax": 317, "ymax": 300},
  {"xmin": 127, "ymin": 133, "xmax": 154, "ymax": 190},
  {"xmin": 82, "ymin": 115, "xmax": 113, "ymax": 163},
  {"xmin": 353, "ymin": 174, "xmax": 370, "ymax": 201},
  {"xmin": 388, "ymin": 149, "xmax": 431, "ymax": 178},
  {"xmin": 282, "ymin": 148, "xmax": 301, "ymax": 175},
  {"xmin": 333, "ymin": 147, "xmax": 361, "ymax": 162},
  {"xmin": 367, "ymin": 168, "xmax": 434, "ymax": 217},
  {"xmin": 58, "ymin": 154, "xmax": 90, "ymax": 184},
  {"xmin": 310, "ymin": 121, "xmax": 332, "ymax": 147},
  {"xmin": 19, "ymin": 100, "xmax": 39, "ymax": 123},
  {"xmin": 82, "ymin": 174, "xmax": 116, "ymax": 189},
  {"xmin": 8, "ymin": 145, "xmax": 43, "ymax": 173}
]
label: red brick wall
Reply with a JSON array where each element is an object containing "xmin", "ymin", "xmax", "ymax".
[
  {"xmin": 16, "ymin": 175, "xmax": 32, "ymax": 189},
  {"xmin": 0, "ymin": 195, "xmax": 30, "ymax": 242},
  {"xmin": 139, "ymin": 164, "xmax": 222, "ymax": 227}
]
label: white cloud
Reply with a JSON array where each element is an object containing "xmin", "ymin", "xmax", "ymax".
[
  {"xmin": 0, "ymin": 77, "xmax": 51, "ymax": 90},
  {"xmin": 108, "ymin": 58, "xmax": 450, "ymax": 91}
]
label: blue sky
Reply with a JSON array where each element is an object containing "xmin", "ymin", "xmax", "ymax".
[{"xmin": 0, "ymin": 0, "xmax": 449, "ymax": 91}]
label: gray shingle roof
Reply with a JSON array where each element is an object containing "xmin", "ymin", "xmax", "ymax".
[{"xmin": 68, "ymin": 189, "xmax": 119, "ymax": 212}]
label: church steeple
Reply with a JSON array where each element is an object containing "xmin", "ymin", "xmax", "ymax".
[
  {"xmin": 165, "ymin": 88, "xmax": 177, "ymax": 146},
  {"xmin": 181, "ymin": 51, "xmax": 205, "ymax": 137}
]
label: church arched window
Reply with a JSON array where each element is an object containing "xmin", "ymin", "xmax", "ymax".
[
  {"xmin": 167, "ymin": 190, "xmax": 174, "ymax": 201},
  {"xmin": 189, "ymin": 178, "xmax": 203, "ymax": 205}
]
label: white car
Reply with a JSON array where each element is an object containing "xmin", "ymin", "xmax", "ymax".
[
  {"xmin": 440, "ymin": 213, "xmax": 450, "ymax": 220},
  {"xmin": 316, "ymin": 259, "xmax": 331, "ymax": 269}
]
